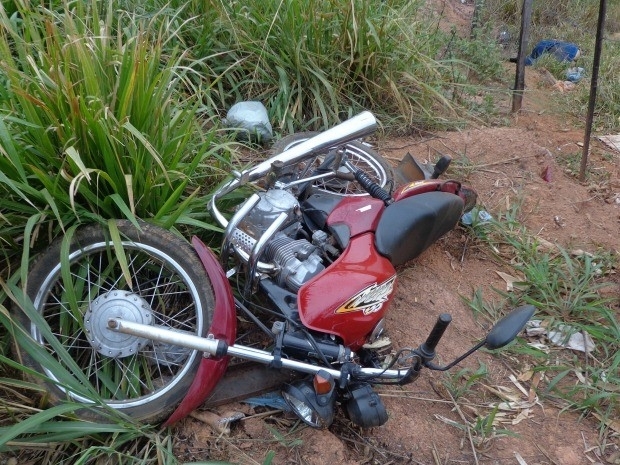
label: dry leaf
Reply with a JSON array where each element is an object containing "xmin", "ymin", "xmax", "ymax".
[
  {"xmin": 527, "ymin": 341, "xmax": 551, "ymax": 352},
  {"xmin": 434, "ymin": 414, "xmax": 463, "ymax": 429},
  {"xmin": 509, "ymin": 374, "xmax": 529, "ymax": 397},
  {"xmin": 536, "ymin": 237, "xmax": 557, "ymax": 253},
  {"xmin": 190, "ymin": 410, "xmax": 245, "ymax": 435},
  {"xmin": 571, "ymin": 249, "xmax": 594, "ymax": 258},
  {"xmin": 512, "ymin": 408, "xmax": 531, "ymax": 425},
  {"xmin": 525, "ymin": 319, "xmax": 548, "ymax": 337},
  {"xmin": 592, "ymin": 412, "xmax": 620, "ymax": 434},
  {"xmin": 529, "ymin": 372, "xmax": 542, "ymax": 402},
  {"xmin": 495, "ymin": 271, "xmax": 526, "ymax": 291},
  {"xmin": 514, "ymin": 451, "xmax": 529, "ymax": 465},
  {"xmin": 517, "ymin": 369, "xmax": 534, "ymax": 382},
  {"xmin": 363, "ymin": 336, "xmax": 392, "ymax": 350}
]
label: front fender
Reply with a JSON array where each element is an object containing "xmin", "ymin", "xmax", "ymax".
[{"xmin": 163, "ymin": 236, "xmax": 236, "ymax": 426}]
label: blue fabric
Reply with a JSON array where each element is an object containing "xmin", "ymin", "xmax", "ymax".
[{"xmin": 525, "ymin": 40, "xmax": 580, "ymax": 66}]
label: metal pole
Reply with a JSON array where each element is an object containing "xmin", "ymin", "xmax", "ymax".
[
  {"xmin": 512, "ymin": 0, "xmax": 533, "ymax": 112},
  {"xmin": 470, "ymin": 0, "xmax": 484, "ymax": 39},
  {"xmin": 580, "ymin": 0, "xmax": 607, "ymax": 181}
]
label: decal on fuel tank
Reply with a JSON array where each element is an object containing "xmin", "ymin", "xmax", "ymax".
[{"xmin": 335, "ymin": 275, "xmax": 397, "ymax": 315}]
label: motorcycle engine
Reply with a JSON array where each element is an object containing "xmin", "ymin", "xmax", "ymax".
[{"xmin": 232, "ymin": 189, "xmax": 326, "ymax": 292}]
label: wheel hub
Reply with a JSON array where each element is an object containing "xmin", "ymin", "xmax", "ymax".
[{"xmin": 85, "ymin": 291, "xmax": 153, "ymax": 358}]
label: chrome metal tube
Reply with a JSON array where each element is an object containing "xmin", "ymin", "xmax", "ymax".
[
  {"xmin": 220, "ymin": 193, "xmax": 261, "ymax": 266},
  {"xmin": 276, "ymin": 171, "xmax": 337, "ymax": 189},
  {"xmin": 107, "ymin": 318, "xmax": 221, "ymax": 354},
  {"xmin": 242, "ymin": 111, "xmax": 378, "ymax": 183},
  {"xmin": 223, "ymin": 345, "xmax": 409, "ymax": 381},
  {"xmin": 225, "ymin": 344, "xmax": 344, "ymax": 379},
  {"xmin": 209, "ymin": 111, "xmax": 378, "ymax": 229},
  {"xmin": 108, "ymin": 318, "xmax": 411, "ymax": 382},
  {"xmin": 244, "ymin": 212, "xmax": 288, "ymax": 294}
]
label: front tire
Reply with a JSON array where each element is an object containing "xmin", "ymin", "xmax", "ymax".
[{"xmin": 13, "ymin": 221, "xmax": 215, "ymax": 423}]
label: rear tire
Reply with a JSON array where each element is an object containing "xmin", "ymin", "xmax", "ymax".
[
  {"xmin": 12, "ymin": 220, "xmax": 215, "ymax": 423},
  {"xmin": 272, "ymin": 132, "xmax": 394, "ymax": 196}
]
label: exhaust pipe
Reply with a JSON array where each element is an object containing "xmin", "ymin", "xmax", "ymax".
[{"xmin": 210, "ymin": 111, "xmax": 378, "ymax": 228}]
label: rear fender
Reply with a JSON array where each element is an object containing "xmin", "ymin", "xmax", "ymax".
[
  {"xmin": 394, "ymin": 179, "xmax": 476, "ymax": 211},
  {"xmin": 394, "ymin": 179, "xmax": 459, "ymax": 200},
  {"xmin": 163, "ymin": 236, "xmax": 236, "ymax": 426}
]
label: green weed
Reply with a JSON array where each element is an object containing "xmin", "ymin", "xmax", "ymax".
[
  {"xmin": 442, "ymin": 362, "xmax": 489, "ymax": 401},
  {"xmin": 0, "ymin": 0, "xmax": 234, "ymax": 262},
  {"xmin": 461, "ymin": 201, "xmax": 619, "ymax": 435}
]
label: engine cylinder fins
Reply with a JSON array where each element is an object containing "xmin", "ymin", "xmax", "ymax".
[
  {"xmin": 263, "ymin": 235, "xmax": 316, "ymax": 263},
  {"xmin": 262, "ymin": 235, "xmax": 325, "ymax": 292}
]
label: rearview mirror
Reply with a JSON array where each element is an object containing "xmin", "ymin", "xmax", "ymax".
[{"xmin": 485, "ymin": 305, "xmax": 535, "ymax": 350}]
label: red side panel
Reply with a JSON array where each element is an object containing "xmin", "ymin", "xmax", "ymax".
[
  {"xmin": 297, "ymin": 233, "xmax": 397, "ymax": 350},
  {"xmin": 164, "ymin": 237, "xmax": 237, "ymax": 426},
  {"xmin": 326, "ymin": 196, "xmax": 385, "ymax": 236}
]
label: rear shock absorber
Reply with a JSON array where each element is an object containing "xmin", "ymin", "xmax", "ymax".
[{"xmin": 343, "ymin": 160, "xmax": 393, "ymax": 206}]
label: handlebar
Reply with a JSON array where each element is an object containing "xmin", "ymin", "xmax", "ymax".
[{"xmin": 210, "ymin": 111, "xmax": 378, "ymax": 230}]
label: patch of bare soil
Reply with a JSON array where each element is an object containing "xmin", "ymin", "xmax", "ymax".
[{"xmin": 172, "ymin": 2, "xmax": 620, "ymax": 464}]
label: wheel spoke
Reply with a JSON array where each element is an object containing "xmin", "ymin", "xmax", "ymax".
[
  {"xmin": 25, "ymin": 223, "xmax": 212, "ymax": 418},
  {"xmin": 274, "ymin": 135, "xmax": 391, "ymax": 196}
]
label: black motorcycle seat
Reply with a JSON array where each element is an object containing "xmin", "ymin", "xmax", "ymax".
[{"xmin": 375, "ymin": 192, "xmax": 464, "ymax": 266}]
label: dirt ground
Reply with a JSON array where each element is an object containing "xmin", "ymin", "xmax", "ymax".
[{"xmin": 171, "ymin": 2, "xmax": 620, "ymax": 464}]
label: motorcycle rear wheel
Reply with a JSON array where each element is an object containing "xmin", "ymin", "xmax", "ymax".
[
  {"xmin": 13, "ymin": 220, "xmax": 214, "ymax": 423},
  {"xmin": 271, "ymin": 132, "xmax": 394, "ymax": 196}
]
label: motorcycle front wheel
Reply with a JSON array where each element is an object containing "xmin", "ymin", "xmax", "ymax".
[
  {"xmin": 13, "ymin": 220, "xmax": 214, "ymax": 423},
  {"xmin": 271, "ymin": 132, "xmax": 394, "ymax": 196}
]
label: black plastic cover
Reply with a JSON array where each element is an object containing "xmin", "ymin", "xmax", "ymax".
[
  {"xmin": 485, "ymin": 305, "xmax": 535, "ymax": 350},
  {"xmin": 301, "ymin": 192, "xmax": 344, "ymax": 230},
  {"xmin": 345, "ymin": 384, "xmax": 388, "ymax": 428}
]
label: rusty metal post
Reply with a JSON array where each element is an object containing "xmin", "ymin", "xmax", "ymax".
[
  {"xmin": 580, "ymin": 0, "xmax": 607, "ymax": 182},
  {"xmin": 512, "ymin": 0, "xmax": 533, "ymax": 112},
  {"xmin": 470, "ymin": 0, "xmax": 484, "ymax": 39}
]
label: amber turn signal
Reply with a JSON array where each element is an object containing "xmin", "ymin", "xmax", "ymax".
[{"xmin": 313, "ymin": 373, "xmax": 333, "ymax": 395}]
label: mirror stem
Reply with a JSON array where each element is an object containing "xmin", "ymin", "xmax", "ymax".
[{"xmin": 424, "ymin": 340, "xmax": 485, "ymax": 372}]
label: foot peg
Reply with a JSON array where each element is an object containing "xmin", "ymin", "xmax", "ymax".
[
  {"xmin": 431, "ymin": 155, "xmax": 452, "ymax": 179},
  {"xmin": 394, "ymin": 153, "xmax": 452, "ymax": 184}
]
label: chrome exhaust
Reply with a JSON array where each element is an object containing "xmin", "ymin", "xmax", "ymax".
[{"xmin": 210, "ymin": 111, "xmax": 378, "ymax": 229}]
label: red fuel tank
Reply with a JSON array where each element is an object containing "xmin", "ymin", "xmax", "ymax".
[{"xmin": 297, "ymin": 233, "xmax": 397, "ymax": 350}]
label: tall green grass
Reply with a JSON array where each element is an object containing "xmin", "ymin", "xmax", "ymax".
[
  {"xmin": 136, "ymin": 0, "xmax": 506, "ymax": 133},
  {"xmin": 0, "ymin": 1, "xmax": 232, "ymax": 463},
  {"xmin": 191, "ymin": 0, "xmax": 452, "ymax": 132},
  {"xmin": 0, "ymin": 278, "xmax": 183, "ymax": 463},
  {"xmin": 0, "ymin": 0, "xmax": 233, "ymax": 269}
]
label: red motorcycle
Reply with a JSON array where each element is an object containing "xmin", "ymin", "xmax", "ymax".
[{"xmin": 15, "ymin": 111, "xmax": 534, "ymax": 428}]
